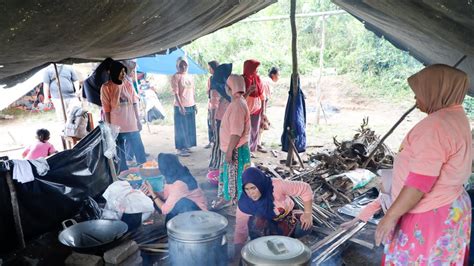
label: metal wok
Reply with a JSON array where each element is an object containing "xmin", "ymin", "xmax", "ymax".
[{"xmin": 58, "ymin": 219, "xmax": 128, "ymax": 253}]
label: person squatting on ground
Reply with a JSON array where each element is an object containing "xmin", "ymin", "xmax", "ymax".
[
  {"xmin": 140, "ymin": 153, "xmax": 207, "ymax": 223},
  {"xmin": 233, "ymin": 167, "xmax": 313, "ymax": 256}
]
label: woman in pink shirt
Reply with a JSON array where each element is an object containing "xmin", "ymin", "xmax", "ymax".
[
  {"xmin": 217, "ymin": 74, "xmax": 251, "ymax": 206},
  {"xmin": 370, "ymin": 65, "xmax": 472, "ymax": 265},
  {"xmin": 22, "ymin": 128, "xmax": 57, "ymax": 159},
  {"xmin": 171, "ymin": 57, "xmax": 197, "ymax": 157},
  {"xmin": 234, "ymin": 167, "xmax": 313, "ymax": 254},
  {"xmin": 100, "ymin": 61, "xmax": 146, "ymax": 172},
  {"xmin": 206, "ymin": 60, "xmax": 220, "ymax": 149},
  {"xmin": 141, "ymin": 153, "xmax": 207, "ymax": 223}
]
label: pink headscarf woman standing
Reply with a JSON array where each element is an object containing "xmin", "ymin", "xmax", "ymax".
[{"xmin": 372, "ymin": 64, "xmax": 471, "ymax": 264}]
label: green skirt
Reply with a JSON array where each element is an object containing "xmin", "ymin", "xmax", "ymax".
[{"xmin": 218, "ymin": 144, "xmax": 251, "ymax": 201}]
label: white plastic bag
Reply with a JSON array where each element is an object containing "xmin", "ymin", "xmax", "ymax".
[
  {"xmin": 102, "ymin": 181, "xmax": 154, "ymax": 221},
  {"xmin": 344, "ymin": 168, "xmax": 377, "ymax": 190},
  {"xmin": 100, "ymin": 122, "xmax": 120, "ymax": 159}
]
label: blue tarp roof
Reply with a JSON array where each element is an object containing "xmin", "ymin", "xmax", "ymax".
[{"xmin": 136, "ymin": 48, "xmax": 207, "ymax": 75}]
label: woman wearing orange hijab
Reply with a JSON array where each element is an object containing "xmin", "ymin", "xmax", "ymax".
[{"xmin": 375, "ymin": 64, "xmax": 471, "ymax": 264}]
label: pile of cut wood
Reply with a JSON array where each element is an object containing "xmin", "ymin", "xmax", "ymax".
[{"xmin": 258, "ymin": 118, "xmax": 393, "ymax": 230}]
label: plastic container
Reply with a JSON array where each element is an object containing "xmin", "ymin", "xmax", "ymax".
[
  {"xmin": 144, "ymin": 175, "xmax": 164, "ymax": 192},
  {"xmin": 118, "ymin": 168, "xmax": 143, "ymax": 189},
  {"xmin": 139, "ymin": 166, "xmax": 160, "ymax": 177}
]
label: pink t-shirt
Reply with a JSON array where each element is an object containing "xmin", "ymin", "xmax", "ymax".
[
  {"xmin": 234, "ymin": 178, "xmax": 313, "ymax": 244},
  {"xmin": 219, "ymin": 97, "xmax": 250, "ymax": 152},
  {"xmin": 160, "ymin": 180, "xmax": 208, "ymax": 214},
  {"xmin": 392, "ymin": 105, "xmax": 472, "ymax": 213},
  {"xmin": 246, "ymin": 94, "xmax": 264, "ymax": 115},
  {"xmin": 100, "ymin": 80, "xmax": 139, "ymax": 133},
  {"xmin": 22, "ymin": 141, "xmax": 56, "ymax": 160},
  {"xmin": 215, "ymin": 97, "xmax": 230, "ymax": 121},
  {"xmin": 171, "ymin": 73, "xmax": 195, "ymax": 107},
  {"xmin": 261, "ymin": 76, "xmax": 273, "ymax": 101}
]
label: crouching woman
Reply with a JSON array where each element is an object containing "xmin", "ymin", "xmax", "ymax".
[
  {"xmin": 141, "ymin": 153, "xmax": 207, "ymax": 223},
  {"xmin": 234, "ymin": 167, "xmax": 314, "ymax": 253}
]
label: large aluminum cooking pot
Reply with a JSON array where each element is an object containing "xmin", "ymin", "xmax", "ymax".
[
  {"xmin": 241, "ymin": 236, "xmax": 311, "ymax": 266},
  {"xmin": 167, "ymin": 211, "xmax": 228, "ymax": 266},
  {"xmin": 58, "ymin": 219, "xmax": 128, "ymax": 252}
]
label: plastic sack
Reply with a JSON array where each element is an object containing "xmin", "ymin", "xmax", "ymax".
[
  {"xmin": 100, "ymin": 122, "xmax": 120, "ymax": 159},
  {"xmin": 102, "ymin": 181, "xmax": 154, "ymax": 221},
  {"xmin": 344, "ymin": 168, "xmax": 376, "ymax": 190}
]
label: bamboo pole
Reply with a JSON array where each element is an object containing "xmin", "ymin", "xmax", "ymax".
[{"xmin": 286, "ymin": 0, "xmax": 299, "ymax": 167}]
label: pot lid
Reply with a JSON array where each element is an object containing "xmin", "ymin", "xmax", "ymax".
[
  {"xmin": 166, "ymin": 211, "xmax": 228, "ymax": 241},
  {"xmin": 241, "ymin": 236, "xmax": 311, "ymax": 265}
]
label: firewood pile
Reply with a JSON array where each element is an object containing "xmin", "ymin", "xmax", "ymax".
[
  {"xmin": 310, "ymin": 117, "xmax": 394, "ymax": 174},
  {"xmin": 258, "ymin": 118, "xmax": 394, "ymax": 230}
]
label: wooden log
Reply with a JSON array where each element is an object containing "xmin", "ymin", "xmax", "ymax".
[{"xmin": 5, "ymin": 171, "xmax": 26, "ymax": 248}]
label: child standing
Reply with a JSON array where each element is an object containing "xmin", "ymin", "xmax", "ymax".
[{"xmin": 22, "ymin": 129, "xmax": 57, "ymax": 159}]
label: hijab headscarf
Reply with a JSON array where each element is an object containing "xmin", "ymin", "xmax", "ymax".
[
  {"xmin": 210, "ymin": 63, "xmax": 232, "ymax": 102},
  {"xmin": 242, "ymin": 59, "xmax": 263, "ymax": 97},
  {"xmin": 408, "ymin": 64, "xmax": 469, "ymax": 114},
  {"xmin": 109, "ymin": 61, "xmax": 127, "ymax": 85},
  {"xmin": 176, "ymin": 57, "xmax": 188, "ymax": 73},
  {"xmin": 157, "ymin": 153, "xmax": 198, "ymax": 190},
  {"xmin": 208, "ymin": 61, "xmax": 219, "ymax": 73},
  {"xmin": 226, "ymin": 74, "xmax": 246, "ymax": 96},
  {"xmin": 238, "ymin": 167, "xmax": 275, "ymax": 220}
]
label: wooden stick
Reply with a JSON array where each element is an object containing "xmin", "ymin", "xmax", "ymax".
[
  {"xmin": 5, "ymin": 171, "xmax": 26, "ymax": 248},
  {"xmin": 53, "ymin": 63, "xmax": 67, "ymax": 124},
  {"xmin": 361, "ymin": 104, "xmax": 416, "ymax": 168},
  {"xmin": 287, "ymin": 128, "xmax": 305, "ymax": 169},
  {"xmin": 312, "ymin": 226, "xmax": 374, "ymax": 250},
  {"xmin": 140, "ymin": 247, "xmax": 168, "ymax": 253},
  {"xmin": 313, "ymin": 222, "xmax": 366, "ymax": 263}
]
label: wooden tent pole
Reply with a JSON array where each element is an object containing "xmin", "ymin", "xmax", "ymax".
[
  {"xmin": 5, "ymin": 171, "xmax": 26, "ymax": 248},
  {"xmin": 286, "ymin": 0, "xmax": 299, "ymax": 167},
  {"xmin": 53, "ymin": 63, "xmax": 67, "ymax": 123}
]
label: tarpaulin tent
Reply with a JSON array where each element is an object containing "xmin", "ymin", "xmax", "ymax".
[
  {"xmin": 0, "ymin": 1, "xmax": 275, "ymax": 87},
  {"xmin": 0, "ymin": 126, "xmax": 113, "ymax": 255},
  {"xmin": 137, "ymin": 48, "xmax": 207, "ymax": 75}
]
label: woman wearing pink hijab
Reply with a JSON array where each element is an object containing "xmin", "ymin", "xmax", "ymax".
[
  {"xmin": 218, "ymin": 74, "xmax": 251, "ymax": 205},
  {"xmin": 372, "ymin": 64, "xmax": 471, "ymax": 264}
]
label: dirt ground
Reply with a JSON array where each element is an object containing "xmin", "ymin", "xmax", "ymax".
[{"xmin": 0, "ymin": 74, "xmax": 442, "ymax": 265}]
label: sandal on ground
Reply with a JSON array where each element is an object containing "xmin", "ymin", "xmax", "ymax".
[
  {"xmin": 177, "ymin": 149, "xmax": 190, "ymax": 157},
  {"xmin": 257, "ymin": 145, "xmax": 268, "ymax": 153}
]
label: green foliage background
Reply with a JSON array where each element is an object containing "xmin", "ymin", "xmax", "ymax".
[{"xmin": 185, "ymin": 0, "xmax": 423, "ymax": 101}]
